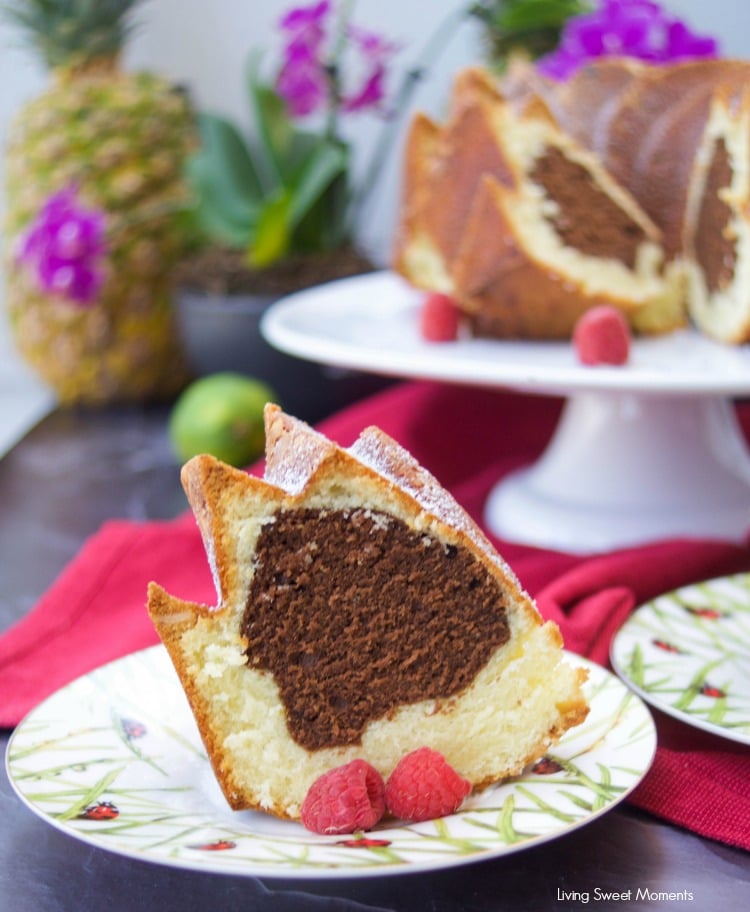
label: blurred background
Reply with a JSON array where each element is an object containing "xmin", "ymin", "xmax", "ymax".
[
  {"xmin": 2, "ymin": 0, "xmax": 750, "ymax": 448},
  {"xmin": 6, "ymin": 1, "xmax": 750, "ymax": 269}
]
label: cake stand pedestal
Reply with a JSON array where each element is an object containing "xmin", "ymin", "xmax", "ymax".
[{"xmin": 484, "ymin": 391, "xmax": 750, "ymax": 553}]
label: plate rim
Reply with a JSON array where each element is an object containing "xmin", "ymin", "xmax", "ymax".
[
  {"xmin": 6, "ymin": 646, "xmax": 656, "ymax": 880},
  {"xmin": 260, "ymin": 270, "xmax": 750, "ymax": 398},
  {"xmin": 610, "ymin": 571, "xmax": 750, "ymax": 746}
]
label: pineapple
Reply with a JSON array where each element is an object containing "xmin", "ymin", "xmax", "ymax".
[{"xmin": 3, "ymin": 0, "xmax": 195, "ymax": 404}]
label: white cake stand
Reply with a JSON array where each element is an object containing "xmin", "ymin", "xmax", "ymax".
[{"xmin": 261, "ymin": 271, "xmax": 750, "ymax": 554}]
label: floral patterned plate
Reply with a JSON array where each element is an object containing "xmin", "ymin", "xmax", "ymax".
[
  {"xmin": 6, "ymin": 647, "xmax": 654, "ymax": 879},
  {"xmin": 611, "ymin": 572, "xmax": 750, "ymax": 745}
]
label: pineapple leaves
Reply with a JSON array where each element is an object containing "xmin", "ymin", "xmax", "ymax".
[
  {"xmin": 1, "ymin": 0, "xmax": 146, "ymax": 68},
  {"xmin": 477, "ymin": 0, "xmax": 588, "ymax": 32}
]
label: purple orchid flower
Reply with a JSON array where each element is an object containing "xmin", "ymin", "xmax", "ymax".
[
  {"xmin": 279, "ymin": 0, "xmax": 330, "ymax": 37},
  {"xmin": 276, "ymin": 0, "xmax": 331, "ymax": 116},
  {"xmin": 538, "ymin": 0, "xmax": 719, "ymax": 81},
  {"xmin": 275, "ymin": 0, "xmax": 398, "ymax": 118},
  {"xmin": 16, "ymin": 186, "xmax": 107, "ymax": 306},
  {"xmin": 276, "ymin": 42, "xmax": 330, "ymax": 116},
  {"xmin": 342, "ymin": 25, "xmax": 400, "ymax": 113}
]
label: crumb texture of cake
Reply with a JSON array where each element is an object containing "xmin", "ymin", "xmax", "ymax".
[
  {"xmin": 395, "ymin": 59, "xmax": 750, "ymax": 343},
  {"xmin": 147, "ymin": 404, "xmax": 589, "ymax": 821}
]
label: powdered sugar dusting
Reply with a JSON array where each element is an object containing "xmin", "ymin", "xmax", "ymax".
[
  {"xmin": 350, "ymin": 428, "xmax": 513, "ymax": 576},
  {"xmin": 264, "ymin": 417, "xmax": 333, "ymax": 496},
  {"xmin": 263, "ymin": 409, "xmax": 517, "ymax": 585}
]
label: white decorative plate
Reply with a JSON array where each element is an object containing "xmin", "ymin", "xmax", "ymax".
[
  {"xmin": 7, "ymin": 647, "xmax": 655, "ymax": 878},
  {"xmin": 611, "ymin": 572, "xmax": 750, "ymax": 745}
]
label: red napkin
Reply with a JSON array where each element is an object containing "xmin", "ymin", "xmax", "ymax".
[{"xmin": 2, "ymin": 380, "xmax": 750, "ymax": 850}]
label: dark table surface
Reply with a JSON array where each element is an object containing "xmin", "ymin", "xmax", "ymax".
[{"xmin": 1, "ymin": 398, "xmax": 749, "ymax": 912}]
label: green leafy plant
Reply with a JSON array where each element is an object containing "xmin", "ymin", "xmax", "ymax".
[
  {"xmin": 184, "ymin": 1, "xmax": 464, "ymax": 271},
  {"xmin": 186, "ymin": 56, "xmax": 351, "ymax": 270}
]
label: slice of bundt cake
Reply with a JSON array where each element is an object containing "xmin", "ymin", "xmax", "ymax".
[{"xmin": 147, "ymin": 405, "xmax": 588, "ymax": 821}]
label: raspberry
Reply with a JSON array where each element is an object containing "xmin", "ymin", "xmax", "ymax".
[
  {"xmin": 419, "ymin": 292, "xmax": 460, "ymax": 342},
  {"xmin": 300, "ymin": 759, "xmax": 386, "ymax": 835},
  {"xmin": 385, "ymin": 747, "xmax": 471, "ymax": 823},
  {"xmin": 573, "ymin": 305, "xmax": 631, "ymax": 365}
]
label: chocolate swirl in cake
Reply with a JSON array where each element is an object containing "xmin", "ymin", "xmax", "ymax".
[{"xmin": 242, "ymin": 507, "xmax": 510, "ymax": 750}]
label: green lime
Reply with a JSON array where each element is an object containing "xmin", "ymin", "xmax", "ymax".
[{"xmin": 168, "ymin": 373, "xmax": 278, "ymax": 467}]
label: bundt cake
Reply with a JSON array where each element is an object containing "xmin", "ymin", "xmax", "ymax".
[
  {"xmin": 391, "ymin": 111, "xmax": 448, "ymax": 292},
  {"xmin": 147, "ymin": 404, "xmax": 589, "ymax": 821},
  {"xmin": 395, "ymin": 67, "xmax": 684, "ymax": 339},
  {"xmin": 396, "ymin": 59, "xmax": 750, "ymax": 344},
  {"xmin": 536, "ymin": 58, "xmax": 750, "ymax": 263},
  {"xmin": 683, "ymin": 82, "xmax": 750, "ymax": 343},
  {"xmin": 393, "ymin": 69, "xmax": 517, "ymax": 297}
]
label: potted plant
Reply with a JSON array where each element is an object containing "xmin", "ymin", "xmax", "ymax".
[{"xmin": 174, "ymin": 0, "xmax": 468, "ymax": 419}]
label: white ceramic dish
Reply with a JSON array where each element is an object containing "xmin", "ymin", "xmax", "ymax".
[
  {"xmin": 611, "ymin": 572, "xmax": 750, "ymax": 745},
  {"xmin": 261, "ymin": 271, "xmax": 750, "ymax": 397},
  {"xmin": 7, "ymin": 647, "xmax": 654, "ymax": 879}
]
